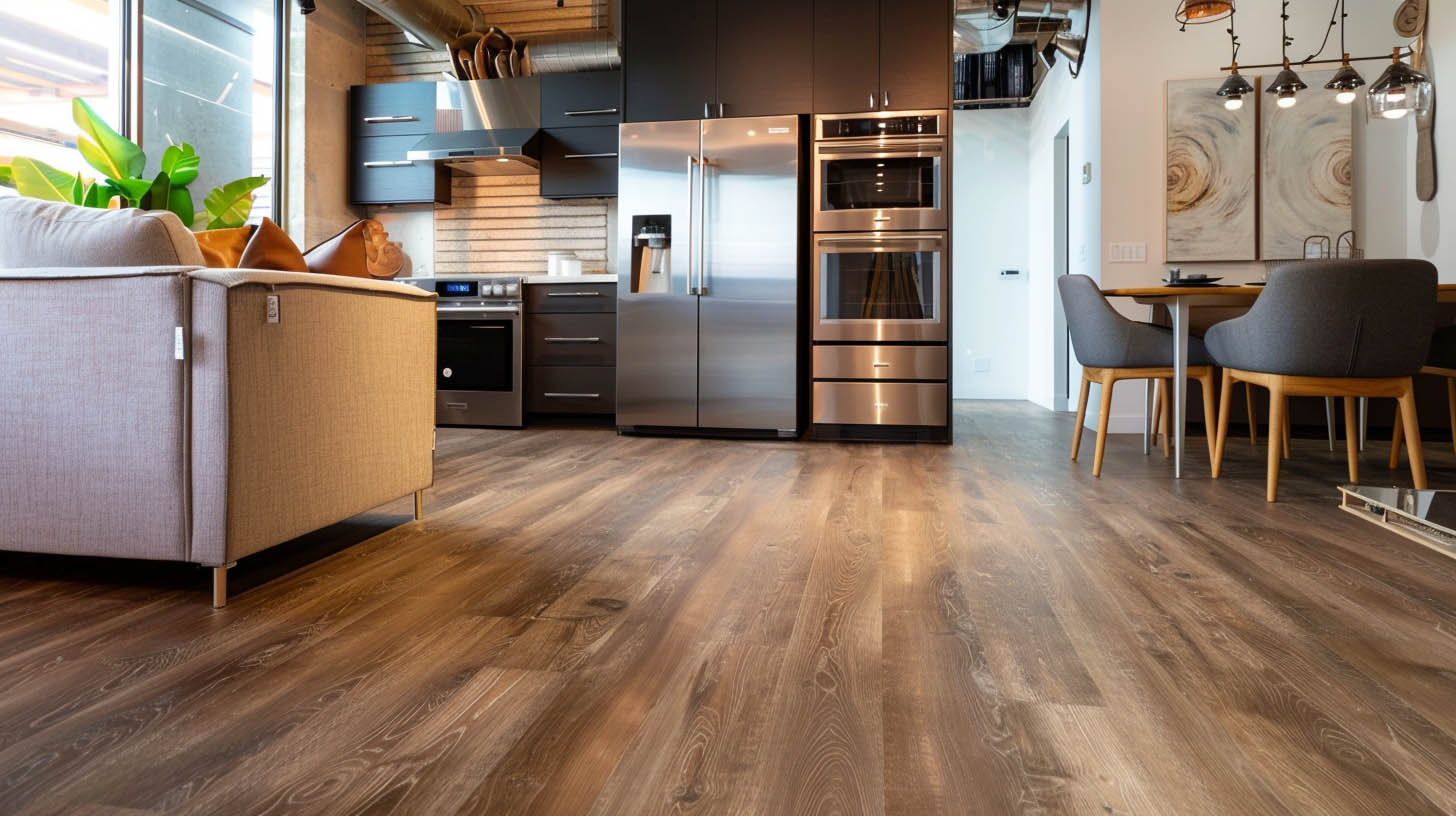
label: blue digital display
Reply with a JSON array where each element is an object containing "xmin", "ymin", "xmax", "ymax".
[{"xmin": 441, "ymin": 281, "xmax": 477, "ymax": 297}]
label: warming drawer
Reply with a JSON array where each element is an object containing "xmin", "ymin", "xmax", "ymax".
[
  {"xmin": 813, "ymin": 345, "xmax": 946, "ymax": 381},
  {"xmin": 812, "ymin": 381, "xmax": 946, "ymax": 426}
]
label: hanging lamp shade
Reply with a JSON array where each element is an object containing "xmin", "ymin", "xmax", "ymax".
[
  {"xmin": 1324, "ymin": 59, "xmax": 1365, "ymax": 105},
  {"xmin": 1216, "ymin": 69, "xmax": 1255, "ymax": 110},
  {"xmin": 1367, "ymin": 49, "xmax": 1433, "ymax": 120},
  {"xmin": 1175, "ymin": 0, "xmax": 1233, "ymax": 25},
  {"xmin": 1266, "ymin": 63, "xmax": 1307, "ymax": 108}
]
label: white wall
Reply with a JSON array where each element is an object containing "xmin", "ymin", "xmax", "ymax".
[{"xmin": 952, "ymin": 108, "xmax": 1030, "ymax": 399}]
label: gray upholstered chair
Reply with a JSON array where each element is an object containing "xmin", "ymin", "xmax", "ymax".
[
  {"xmin": 1058, "ymin": 274, "xmax": 1218, "ymax": 477},
  {"xmin": 1207, "ymin": 260, "xmax": 1437, "ymax": 501},
  {"xmin": 1390, "ymin": 323, "xmax": 1456, "ymax": 466}
]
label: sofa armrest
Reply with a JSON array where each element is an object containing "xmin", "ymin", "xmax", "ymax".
[{"xmin": 189, "ymin": 270, "xmax": 437, "ymax": 565}]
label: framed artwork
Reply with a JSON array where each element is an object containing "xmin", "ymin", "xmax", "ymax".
[
  {"xmin": 1260, "ymin": 69, "xmax": 1353, "ymax": 260},
  {"xmin": 1165, "ymin": 76, "xmax": 1258, "ymax": 262}
]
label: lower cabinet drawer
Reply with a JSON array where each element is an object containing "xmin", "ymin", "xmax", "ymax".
[
  {"xmin": 527, "ymin": 313, "xmax": 617, "ymax": 365},
  {"xmin": 527, "ymin": 366, "xmax": 616, "ymax": 414},
  {"xmin": 812, "ymin": 381, "xmax": 946, "ymax": 426},
  {"xmin": 813, "ymin": 344, "xmax": 947, "ymax": 381}
]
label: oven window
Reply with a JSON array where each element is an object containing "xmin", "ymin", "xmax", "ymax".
[
  {"xmin": 820, "ymin": 157, "xmax": 939, "ymax": 212},
  {"xmin": 438, "ymin": 320, "xmax": 513, "ymax": 391},
  {"xmin": 821, "ymin": 250, "xmax": 938, "ymax": 322}
]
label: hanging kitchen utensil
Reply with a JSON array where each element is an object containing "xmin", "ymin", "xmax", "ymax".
[{"xmin": 475, "ymin": 37, "xmax": 494, "ymax": 78}]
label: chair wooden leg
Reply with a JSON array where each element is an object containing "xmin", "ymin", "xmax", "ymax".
[
  {"xmin": 1266, "ymin": 382, "xmax": 1286, "ymax": 502},
  {"xmin": 212, "ymin": 563, "xmax": 235, "ymax": 609},
  {"xmin": 1390, "ymin": 407, "xmax": 1404, "ymax": 470},
  {"xmin": 1398, "ymin": 381, "xmax": 1428, "ymax": 490},
  {"xmin": 1151, "ymin": 378, "xmax": 1163, "ymax": 445},
  {"xmin": 1159, "ymin": 379, "xmax": 1172, "ymax": 459},
  {"xmin": 414, "ymin": 490, "xmax": 424, "ymax": 521},
  {"xmin": 1344, "ymin": 396, "xmax": 1359, "ymax": 485},
  {"xmin": 1244, "ymin": 382, "xmax": 1258, "ymax": 445},
  {"xmin": 1213, "ymin": 368, "xmax": 1233, "ymax": 479},
  {"xmin": 1281, "ymin": 399, "xmax": 1292, "ymax": 460},
  {"xmin": 1447, "ymin": 377, "xmax": 1456, "ymax": 455},
  {"xmin": 1071, "ymin": 376, "xmax": 1091, "ymax": 462},
  {"xmin": 1093, "ymin": 371, "xmax": 1115, "ymax": 478},
  {"xmin": 1198, "ymin": 370, "xmax": 1217, "ymax": 463}
]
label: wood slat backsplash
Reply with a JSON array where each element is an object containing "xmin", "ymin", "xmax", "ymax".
[{"xmin": 364, "ymin": 3, "xmax": 614, "ymax": 278}]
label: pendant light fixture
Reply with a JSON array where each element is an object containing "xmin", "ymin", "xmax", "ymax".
[
  {"xmin": 1367, "ymin": 46, "xmax": 1433, "ymax": 120},
  {"xmin": 1213, "ymin": 4, "xmax": 1253, "ymax": 110},
  {"xmin": 1175, "ymin": 0, "xmax": 1233, "ymax": 29},
  {"xmin": 1265, "ymin": 2, "xmax": 1304, "ymax": 109},
  {"xmin": 1322, "ymin": 0, "xmax": 1364, "ymax": 104}
]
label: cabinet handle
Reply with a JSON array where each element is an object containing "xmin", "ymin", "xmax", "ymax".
[
  {"xmin": 563, "ymin": 152, "xmax": 619, "ymax": 160},
  {"xmin": 445, "ymin": 402, "xmax": 469, "ymax": 409},
  {"xmin": 873, "ymin": 362, "xmax": 891, "ymax": 367},
  {"xmin": 362, "ymin": 115, "xmax": 418, "ymax": 123},
  {"xmin": 544, "ymin": 392, "xmax": 601, "ymax": 399},
  {"xmin": 564, "ymin": 108, "xmax": 619, "ymax": 116},
  {"xmin": 869, "ymin": 91, "xmax": 876, "ymax": 110},
  {"xmin": 362, "ymin": 160, "xmax": 413, "ymax": 168},
  {"xmin": 704, "ymin": 101, "xmax": 712, "ymax": 118},
  {"xmin": 545, "ymin": 291, "xmax": 602, "ymax": 297},
  {"xmin": 717, "ymin": 102, "xmax": 725, "ymax": 118},
  {"xmin": 544, "ymin": 337, "xmax": 601, "ymax": 343},
  {"xmin": 883, "ymin": 91, "xmax": 890, "ymax": 109}
]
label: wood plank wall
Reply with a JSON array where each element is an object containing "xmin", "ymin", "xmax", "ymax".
[{"xmin": 365, "ymin": 1, "xmax": 611, "ymax": 276}]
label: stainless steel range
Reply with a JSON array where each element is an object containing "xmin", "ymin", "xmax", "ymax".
[{"xmin": 412, "ymin": 277, "xmax": 524, "ymax": 428}]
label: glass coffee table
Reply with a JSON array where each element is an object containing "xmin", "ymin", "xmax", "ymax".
[{"xmin": 1339, "ymin": 485, "xmax": 1456, "ymax": 560}]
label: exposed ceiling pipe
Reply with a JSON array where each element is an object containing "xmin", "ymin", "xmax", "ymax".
[
  {"xmin": 354, "ymin": 0, "xmax": 480, "ymax": 51},
  {"xmin": 953, "ymin": 0, "xmax": 1085, "ymax": 54}
]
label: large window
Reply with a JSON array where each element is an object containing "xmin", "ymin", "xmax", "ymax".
[{"xmin": 0, "ymin": 0, "xmax": 281, "ymax": 222}]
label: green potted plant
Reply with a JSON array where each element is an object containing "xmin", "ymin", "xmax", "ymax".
[{"xmin": 0, "ymin": 98, "xmax": 268, "ymax": 230}]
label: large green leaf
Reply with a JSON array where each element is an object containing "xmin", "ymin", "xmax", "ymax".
[
  {"xmin": 81, "ymin": 181, "xmax": 112, "ymax": 209},
  {"xmin": 73, "ymin": 97, "xmax": 145, "ymax": 180},
  {"xmin": 106, "ymin": 177, "xmax": 154, "ymax": 205},
  {"xmin": 69, "ymin": 174, "xmax": 84, "ymax": 205},
  {"xmin": 202, "ymin": 175, "xmax": 268, "ymax": 229},
  {"xmin": 167, "ymin": 186, "xmax": 195, "ymax": 228},
  {"xmin": 160, "ymin": 143, "xmax": 200, "ymax": 188},
  {"xmin": 140, "ymin": 171, "xmax": 171, "ymax": 212},
  {"xmin": 0, "ymin": 164, "xmax": 12, "ymax": 189},
  {"xmin": 10, "ymin": 158, "xmax": 79, "ymax": 202}
]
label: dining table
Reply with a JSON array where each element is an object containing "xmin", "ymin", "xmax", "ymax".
[{"xmin": 1101, "ymin": 282, "xmax": 1456, "ymax": 478}]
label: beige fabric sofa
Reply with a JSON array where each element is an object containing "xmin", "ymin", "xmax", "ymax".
[{"xmin": 0, "ymin": 198, "xmax": 437, "ymax": 606}]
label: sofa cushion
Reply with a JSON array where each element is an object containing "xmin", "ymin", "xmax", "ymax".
[
  {"xmin": 304, "ymin": 220, "xmax": 370, "ymax": 278},
  {"xmin": 0, "ymin": 197, "xmax": 204, "ymax": 268},
  {"xmin": 236, "ymin": 218, "xmax": 309, "ymax": 272},
  {"xmin": 195, "ymin": 225, "xmax": 257, "ymax": 268}
]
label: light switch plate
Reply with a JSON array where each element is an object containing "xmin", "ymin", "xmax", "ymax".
[{"xmin": 1108, "ymin": 242, "xmax": 1148, "ymax": 263}]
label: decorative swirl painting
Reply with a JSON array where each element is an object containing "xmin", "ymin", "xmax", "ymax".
[
  {"xmin": 1166, "ymin": 77, "xmax": 1258, "ymax": 262},
  {"xmin": 1260, "ymin": 70, "xmax": 1353, "ymax": 260}
]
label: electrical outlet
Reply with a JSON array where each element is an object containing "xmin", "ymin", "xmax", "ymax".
[{"xmin": 1108, "ymin": 242, "xmax": 1148, "ymax": 263}]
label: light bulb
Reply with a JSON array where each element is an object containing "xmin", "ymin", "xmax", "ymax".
[
  {"xmin": 1387, "ymin": 85, "xmax": 1407, "ymax": 102},
  {"xmin": 1382, "ymin": 107, "xmax": 1410, "ymax": 119},
  {"xmin": 1224, "ymin": 96, "xmax": 1243, "ymax": 110},
  {"xmin": 1335, "ymin": 90, "xmax": 1357, "ymax": 105},
  {"xmin": 1277, "ymin": 92, "xmax": 1297, "ymax": 109}
]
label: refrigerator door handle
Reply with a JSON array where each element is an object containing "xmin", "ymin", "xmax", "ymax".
[
  {"xmin": 697, "ymin": 155, "xmax": 709, "ymax": 296},
  {"xmin": 686, "ymin": 154, "xmax": 698, "ymax": 295}
]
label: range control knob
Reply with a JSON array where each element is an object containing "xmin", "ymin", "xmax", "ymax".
[
  {"xmin": 505, "ymin": 283, "xmax": 519, "ymax": 296},
  {"xmin": 492, "ymin": 283, "xmax": 506, "ymax": 297},
  {"xmin": 442, "ymin": 367, "xmax": 453, "ymax": 378}
]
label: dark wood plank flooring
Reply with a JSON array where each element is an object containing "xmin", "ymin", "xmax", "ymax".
[{"xmin": 2, "ymin": 402, "xmax": 1455, "ymax": 815}]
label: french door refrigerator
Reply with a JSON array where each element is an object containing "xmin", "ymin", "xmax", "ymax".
[{"xmin": 616, "ymin": 115, "xmax": 802, "ymax": 436}]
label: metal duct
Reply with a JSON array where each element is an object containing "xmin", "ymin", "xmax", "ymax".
[
  {"xmin": 953, "ymin": 0, "xmax": 1085, "ymax": 54},
  {"xmin": 354, "ymin": 0, "xmax": 479, "ymax": 51},
  {"xmin": 522, "ymin": 0, "xmax": 620, "ymax": 73}
]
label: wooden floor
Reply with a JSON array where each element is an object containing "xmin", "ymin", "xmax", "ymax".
[{"xmin": 2, "ymin": 402, "xmax": 1456, "ymax": 815}]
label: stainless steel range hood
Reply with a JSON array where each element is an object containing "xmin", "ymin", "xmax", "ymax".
[{"xmin": 406, "ymin": 77, "xmax": 543, "ymax": 175}]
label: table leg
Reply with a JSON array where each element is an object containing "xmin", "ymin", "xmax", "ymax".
[
  {"xmin": 1325, "ymin": 397, "xmax": 1337, "ymax": 452},
  {"xmin": 1143, "ymin": 304, "xmax": 1155, "ymax": 456},
  {"xmin": 1172, "ymin": 297, "xmax": 1189, "ymax": 478},
  {"xmin": 1359, "ymin": 397, "xmax": 1367, "ymax": 452}
]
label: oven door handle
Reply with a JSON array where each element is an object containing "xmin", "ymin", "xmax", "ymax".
[
  {"xmin": 815, "ymin": 234, "xmax": 944, "ymax": 252},
  {"xmin": 815, "ymin": 141, "xmax": 945, "ymax": 159},
  {"xmin": 437, "ymin": 306, "xmax": 520, "ymax": 315}
]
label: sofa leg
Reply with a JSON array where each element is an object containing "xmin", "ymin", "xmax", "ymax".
[
  {"xmin": 414, "ymin": 490, "xmax": 424, "ymax": 521},
  {"xmin": 212, "ymin": 563, "xmax": 235, "ymax": 609}
]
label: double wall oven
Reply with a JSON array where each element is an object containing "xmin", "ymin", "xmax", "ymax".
[{"xmin": 811, "ymin": 111, "xmax": 950, "ymax": 438}]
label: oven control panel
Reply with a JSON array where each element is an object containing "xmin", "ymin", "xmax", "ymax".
[{"xmin": 423, "ymin": 278, "xmax": 522, "ymax": 301}]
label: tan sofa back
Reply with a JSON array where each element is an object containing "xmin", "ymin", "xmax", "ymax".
[
  {"xmin": 0, "ymin": 198, "xmax": 204, "ymax": 269},
  {"xmin": 0, "ymin": 267, "xmax": 191, "ymax": 561}
]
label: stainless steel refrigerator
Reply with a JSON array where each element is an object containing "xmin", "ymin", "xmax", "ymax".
[{"xmin": 616, "ymin": 115, "xmax": 802, "ymax": 436}]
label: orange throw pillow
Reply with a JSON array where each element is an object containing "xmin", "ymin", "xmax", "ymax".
[
  {"xmin": 194, "ymin": 225, "xmax": 256, "ymax": 268},
  {"xmin": 237, "ymin": 218, "xmax": 308, "ymax": 273},
  {"xmin": 303, "ymin": 220, "xmax": 370, "ymax": 278}
]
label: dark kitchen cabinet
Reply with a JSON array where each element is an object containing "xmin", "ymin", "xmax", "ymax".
[
  {"xmin": 813, "ymin": 0, "xmax": 950, "ymax": 113},
  {"xmin": 623, "ymin": 0, "xmax": 812, "ymax": 121},
  {"xmin": 350, "ymin": 82, "xmax": 435, "ymax": 138},
  {"xmin": 715, "ymin": 0, "xmax": 813, "ymax": 118},
  {"xmin": 349, "ymin": 82, "xmax": 449, "ymax": 205},
  {"xmin": 541, "ymin": 71, "xmax": 622, "ymax": 128},
  {"xmin": 540, "ymin": 127, "xmax": 619, "ymax": 199},
  {"xmin": 624, "ymin": 0, "xmax": 716, "ymax": 122},
  {"xmin": 526, "ymin": 282, "xmax": 617, "ymax": 417}
]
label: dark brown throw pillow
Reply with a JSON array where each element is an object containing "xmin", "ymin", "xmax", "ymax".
[
  {"xmin": 303, "ymin": 220, "xmax": 370, "ymax": 279},
  {"xmin": 237, "ymin": 218, "xmax": 309, "ymax": 273}
]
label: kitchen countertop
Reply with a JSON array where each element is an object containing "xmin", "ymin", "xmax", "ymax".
[{"xmin": 396, "ymin": 273, "xmax": 616, "ymax": 285}]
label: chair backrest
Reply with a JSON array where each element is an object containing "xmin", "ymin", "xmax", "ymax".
[
  {"xmin": 1241, "ymin": 259, "xmax": 1437, "ymax": 378},
  {"xmin": 0, "ymin": 197, "xmax": 203, "ymax": 269},
  {"xmin": 1057, "ymin": 273, "xmax": 1140, "ymax": 368}
]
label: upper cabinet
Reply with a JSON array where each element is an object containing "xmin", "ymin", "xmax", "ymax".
[
  {"xmin": 814, "ymin": 0, "xmax": 950, "ymax": 113},
  {"xmin": 349, "ymin": 82, "xmax": 449, "ymax": 206},
  {"xmin": 623, "ymin": 0, "xmax": 813, "ymax": 122}
]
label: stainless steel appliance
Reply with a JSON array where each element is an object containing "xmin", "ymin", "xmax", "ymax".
[
  {"xmin": 415, "ymin": 277, "xmax": 524, "ymax": 427},
  {"xmin": 812, "ymin": 110, "xmax": 947, "ymax": 233},
  {"xmin": 616, "ymin": 115, "xmax": 802, "ymax": 437},
  {"xmin": 406, "ymin": 78, "xmax": 543, "ymax": 175},
  {"xmin": 812, "ymin": 231, "xmax": 947, "ymax": 342}
]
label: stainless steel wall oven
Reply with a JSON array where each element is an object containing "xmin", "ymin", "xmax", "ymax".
[{"xmin": 812, "ymin": 110, "xmax": 947, "ymax": 233}]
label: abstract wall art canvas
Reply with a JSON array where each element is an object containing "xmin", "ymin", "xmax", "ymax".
[
  {"xmin": 1260, "ymin": 70, "xmax": 1353, "ymax": 260},
  {"xmin": 1165, "ymin": 77, "xmax": 1258, "ymax": 262}
]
